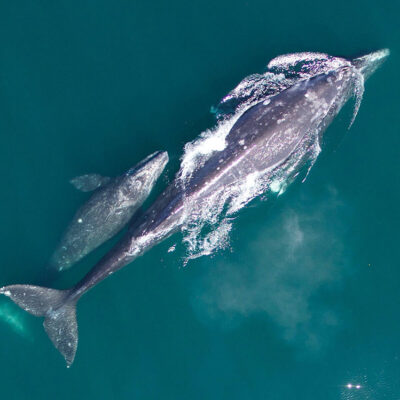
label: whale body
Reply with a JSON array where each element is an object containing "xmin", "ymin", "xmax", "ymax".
[
  {"xmin": 0, "ymin": 49, "xmax": 389, "ymax": 366},
  {"xmin": 49, "ymin": 151, "xmax": 169, "ymax": 271}
]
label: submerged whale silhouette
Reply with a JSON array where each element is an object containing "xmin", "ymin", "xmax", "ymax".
[
  {"xmin": 49, "ymin": 151, "xmax": 169, "ymax": 271},
  {"xmin": 0, "ymin": 49, "xmax": 389, "ymax": 366}
]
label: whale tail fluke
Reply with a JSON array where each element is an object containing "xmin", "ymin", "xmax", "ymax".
[{"xmin": 0, "ymin": 284, "xmax": 78, "ymax": 367}]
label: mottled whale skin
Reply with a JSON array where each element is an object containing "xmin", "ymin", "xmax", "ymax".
[
  {"xmin": 74, "ymin": 67, "xmax": 355, "ymax": 293},
  {"xmin": 50, "ymin": 151, "xmax": 169, "ymax": 271},
  {"xmin": 0, "ymin": 50, "xmax": 388, "ymax": 366}
]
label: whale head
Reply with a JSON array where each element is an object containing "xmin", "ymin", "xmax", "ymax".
[
  {"xmin": 317, "ymin": 49, "xmax": 390, "ymax": 129},
  {"xmin": 121, "ymin": 150, "xmax": 169, "ymax": 206},
  {"xmin": 126, "ymin": 150, "xmax": 169, "ymax": 186},
  {"xmin": 351, "ymin": 49, "xmax": 390, "ymax": 81},
  {"xmin": 346, "ymin": 49, "xmax": 390, "ymax": 127}
]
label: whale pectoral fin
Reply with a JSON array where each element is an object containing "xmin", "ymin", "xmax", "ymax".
[{"xmin": 70, "ymin": 174, "xmax": 111, "ymax": 192}]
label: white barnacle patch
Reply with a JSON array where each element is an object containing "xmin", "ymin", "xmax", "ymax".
[
  {"xmin": 77, "ymin": 218, "xmax": 83, "ymax": 224},
  {"xmin": 304, "ymin": 90, "xmax": 319, "ymax": 102},
  {"xmin": 167, "ymin": 244, "xmax": 176, "ymax": 253},
  {"xmin": 239, "ymin": 139, "xmax": 245, "ymax": 146},
  {"xmin": 263, "ymin": 98, "xmax": 271, "ymax": 106}
]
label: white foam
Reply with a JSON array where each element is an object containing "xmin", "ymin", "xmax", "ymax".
[
  {"xmin": 179, "ymin": 109, "xmax": 246, "ymax": 183},
  {"xmin": 267, "ymin": 52, "xmax": 331, "ymax": 68},
  {"xmin": 348, "ymin": 70, "xmax": 365, "ymax": 128},
  {"xmin": 178, "ymin": 51, "xmax": 362, "ymax": 261}
]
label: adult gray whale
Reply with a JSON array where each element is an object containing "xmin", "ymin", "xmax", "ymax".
[
  {"xmin": 49, "ymin": 151, "xmax": 169, "ymax": 271},
  {"xmin": 0, "ymin": 49, "xmax": 389, "ymax": 366}
]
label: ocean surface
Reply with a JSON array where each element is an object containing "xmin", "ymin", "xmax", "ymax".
[{"xmin": 0, "ymin": 1, "xmax": 399, "ymax": 399}]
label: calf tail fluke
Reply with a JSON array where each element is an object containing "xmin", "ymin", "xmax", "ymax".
[{"xmin": 0, "ymin": 284, "xmax": 78, "ymax": 367}]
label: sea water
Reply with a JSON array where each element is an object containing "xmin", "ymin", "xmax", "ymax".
[{"xmin": 0, "ymin": 1, "xmax": 399, "ymax": 399}]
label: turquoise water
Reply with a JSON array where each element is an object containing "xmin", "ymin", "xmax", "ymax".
[{"xmin": 0, "ymin": 1, "xmax": 399, "ymax": 399}]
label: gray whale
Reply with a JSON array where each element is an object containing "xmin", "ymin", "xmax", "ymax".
[
  {"xmin": 0, "ymin": 49, "xmax": 389, "ymax": 366},
  {"xmin": 49, "ymin": 151, "xmax": 169, "ymax": 271}
]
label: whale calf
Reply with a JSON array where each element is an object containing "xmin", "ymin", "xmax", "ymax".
[
  {"xmin": 0, "ymin": 49, "xmax": 389, "ymax": 366},
  {"xmin": 49, "ymin": 151, "xmax": 169, "ymax": 271}
]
